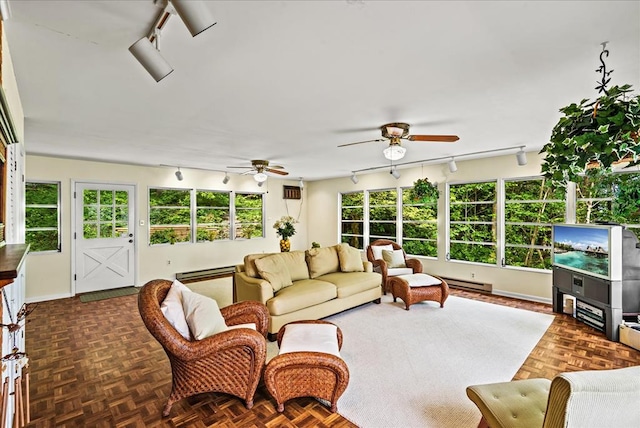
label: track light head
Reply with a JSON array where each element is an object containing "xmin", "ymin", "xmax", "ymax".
[
  {"xmin": 129, "ymin": 37, "xmax": 174, "ymax": 82},
  {"xmin": 170, "ymin": 0, "xmax": 217, "ymax": 37},
  {"xmin": 350, "ymin": 173, "xmax": 359, "ymax": 184},
  {"xmin": 448, "ymin": 158, "xmax": 458, "ymax": 173},
  {"xmin": 257, "ymin": 180, "xmax": 264, "ymax": 188},
  {"xmin": 0, "ymin": 0, "xmax": 11, "ymax": 21},
  {"xmin": 390, "ymin": 166, "xmax": 400, "ymax": 179},
  {"xmin": 299, "ymin": 179, "xmax": 304, "ymax": 190},
  {"xmin": 175, "ymin": 168, "xmax": 183, "ymax": 181},
  {"xmin": 222, "ymin": 173, "xmax": 230, "ymax": 184},
  {"xmin": 516, "ymin": 147, "xmax": 527, "ymax": 166}
]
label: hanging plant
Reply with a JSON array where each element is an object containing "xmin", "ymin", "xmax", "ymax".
[
  {"xmin": 540, "ymin": 45, "xmax": 640, "ymax": 189},
  {"xmin": 409, "ymin": 178, "xmax": 439, "ymax": 203}
]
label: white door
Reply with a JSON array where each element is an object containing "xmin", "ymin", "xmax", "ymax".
[{"xmin": 74, "ymin": 183, "xmax": 136, "ymax": 294}]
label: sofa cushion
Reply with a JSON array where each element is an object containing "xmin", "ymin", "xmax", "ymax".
[
  {"xmin": 371, "ymin": 244, "xmax": 393, "ymax": 261},
  {"xmin": 267, "ymin": 279, "xmax": 337, "ymax": 316},
  {"xmin": 306, "ymin": 245, "xmax": 340, "ymax": 278},
  {"xmin": 382, "ymin": 249, "xmax": 407, "ymax": 268},
  {"xmin": 337, "ymin": 243, "xmax": 365, "ymax": 272},
  {"xmin": 255, "ymin": 254, "xmax": 293, "ymax": 292},
  {"xmin": 244, "ymin": 253, "xmax": 274, "ymax": 278},
  {"xmin": 181, "ymin": 291, "xmax": 228, "ymax": 340},
  {"xmin": 273, "ymin": 250, "xmax": 310, "ymax": 281},
  {"xmin": 160, "ymin": 279, "xmax": 192, "ymax": 340},
  {"xmin": 317, "ymin": 271, "xmax": 382, "ymax": 298}
]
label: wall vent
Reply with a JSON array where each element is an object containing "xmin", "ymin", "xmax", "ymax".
[
  {"xmin": 441, "ymin": 277, "xmax": 493, "ymax": 293},
  {"xmin": 176, "ymin": 266, "xmax": 235, "ymax": 283}
]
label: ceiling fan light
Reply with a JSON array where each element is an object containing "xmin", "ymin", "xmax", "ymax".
[
  {"xmin": 254, "ymin": 172, "xmax": 268, "ymax": 182},
  {"xmin": 386, "ymin": 126, "xmax": 404, "ymax": 137},
  {"xmin": 383, "ymin": 145, "xmax": 407, "ymax": 161}
]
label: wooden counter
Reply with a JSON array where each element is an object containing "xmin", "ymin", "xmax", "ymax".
[{"xmin": 0, "ymin": 244, "xmax": 29, "ymax": 288}]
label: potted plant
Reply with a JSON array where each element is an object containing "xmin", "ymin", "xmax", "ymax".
[
  {"xmin": 540, "ymin": 84, "xmax": 640, "ymax": 189},
  {"xmin": 409, "ymin": 178, "xmax": 439, "ymax": 203},
  {"xmin": 273, "ymin": 215, "xmax": 297, "ymax": 252}
]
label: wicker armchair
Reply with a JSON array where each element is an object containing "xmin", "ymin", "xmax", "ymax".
[
  {"xmin": 138, "ymin": 279, "xmax": 269, "ymax": 416},
  {"xmin": 366, "ymin": 239, "xmax": 423, "ymax": 293}
]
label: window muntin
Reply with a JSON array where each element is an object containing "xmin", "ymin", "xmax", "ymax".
[
  {"xmin": 448, "ymin": 181, "xmax": 497, "ymax": 264},
  {"xmin": 340, "ymin": 192, "xmax": 364, "ymax": 249},
  {"xmin": 196, "ymin": 190, "xmax": 230, "ymax": 242},
  {"xmin": 149, "ymin": 188, "xmax": 191, "ymax": 245},
  {"xmin": 234, "ymin": 192, "xmax": 264, "ymax": 239},
  {"xmin": 368, "ymin": 189, "xmax": 397, "ymax": 242},
  {"xmin": 402, "ymin": 188, "xmax": 437, "ymax": 257},
  {"xmin": 25, "ymin": 181, "xmax": 61, "ymax": 252},
  {"xmin": 82, "ymin": 189, "xmax": 129, "ymax": 239},
  {"xmin": 504, "ymin": 178, "xmax": 565, "ymax": 269}
]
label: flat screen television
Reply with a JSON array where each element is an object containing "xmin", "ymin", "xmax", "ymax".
[{"xmin": 552, "ymin": 224, "xmax": 623, "ymax": 281}]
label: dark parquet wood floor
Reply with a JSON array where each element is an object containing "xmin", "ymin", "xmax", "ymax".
[{"xmin": 24, "ymin": 288, "xmax": 640, "ymax": 427}]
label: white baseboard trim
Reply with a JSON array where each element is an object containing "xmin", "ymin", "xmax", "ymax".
[
  {"xmin": 26, "ymin": 292, "xmax": 73, "ymax": 303},
  {"xmin": 492, "ymin": 289, "xmax": 552, "ymax": 305}
]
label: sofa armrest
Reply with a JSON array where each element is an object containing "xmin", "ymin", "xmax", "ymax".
[
  {"xmin": 405, "ymin": 258, "xmax": 423, "ymax": 273},
  {"xmin": 235, "ymin": 271, "xmax": 274, "ymax": 304},
  {"xmin": 362, "ymin": 260, "xmax": 373, "ymax": 273}
]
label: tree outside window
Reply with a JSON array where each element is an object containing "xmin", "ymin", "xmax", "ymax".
[
  {"xmin": 402, "ymin": 188, "xmax": 437, "ymax": 257},
  {"xmin": 196, "ymin": 190, "xmax": 230, "ymax": 242},
  {"xmin": 340, "ymin": 192, "xmax": 364, "ymax": 249},
  {"xmin": 25, "ymin": 181, "xmax": 61, "ymax": 252},
  {"xmin": 234, "ymin": 192, "xmax": 263, "ymax": 239},
  {"xmin": 149, "ymin": 188, "xmax": 191, "ymax": 245},
  {"xmin": 369, "ymin": 189, "xmax": 397, "ymax": 243}
]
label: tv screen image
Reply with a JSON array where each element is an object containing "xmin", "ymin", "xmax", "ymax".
[{"xmin": 553, "ymin": 225, "xmax": 610, "ymax": 279}]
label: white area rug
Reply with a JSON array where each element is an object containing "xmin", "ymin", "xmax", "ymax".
[{"xmin": 267, "ymin": 294, "xmax": 554, "ymax": 428}]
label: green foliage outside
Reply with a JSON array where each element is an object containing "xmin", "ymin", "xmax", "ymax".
[
  {"xmin": 341, "ymin": 192, "xmax": 364, "ymax": 249},
  {"xmin": 369, "ymin": 189, "xmax": 397, "ymax": 241},
  {"xmin": 25, "ymin": 182, "xmax": 60, "ymax": 252},
  {"xmin": 234, "ymin": 193, "xmax": 264, "ymax": 239}
]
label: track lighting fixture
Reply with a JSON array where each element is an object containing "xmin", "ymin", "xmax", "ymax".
[
  {"xmin": 0, "ymin": 0, "xmax": 11, "ymax": 21},
  {"xmin": 390, "ymin": 166, "xmax": 401, "ymax": 179},
  {"xmin": 222, "ymin": 173, "xmax": 230, "ymax": 184},
  {"xmin": 350, "ymin": 173, "xmax": 359, "ymax": 184},
  {"xmin": 254, "ymin": 172, "xmax": 268, "ymax": 183},
  {"xmin": 171, "ymin": 0, "xmax": 217, "ymax": 37},
  {"xmin": 448, "ymin": 158, "xmax": 458, "ymax": 173},
  {"xmin": 129, "ymin": 34, "xmax": 173, "ymax": 82},
  {"xmin": 257, "ymin": 181, "xmax": 264, "ymax": 188},
  {"xmin": 516, "ymin": 147, "xmax": 527, "ymax": 166},
  {"xmin": 299, "ymin": 179, "xmax": 304, "ymax": 190},
  {"xmin": 175, "ymin": 168, "xmax": 183, "ymax": 181}
]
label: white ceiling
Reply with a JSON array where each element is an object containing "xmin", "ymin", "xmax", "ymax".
[{"xmin": 4, "ymin": 1, "xmax": 640, "ymax": 181}]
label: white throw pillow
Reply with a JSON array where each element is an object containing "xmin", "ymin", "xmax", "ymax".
[
  {"xmin": 371, "ymin": 244, "xmax": 394, "ymax": 261},
  {"xmin": 181, "ymin": 291, "xmax": 229, "ymax": 340},
  {"xmin": 279, "ymin": 323, "xmax": 341, "ymax": 357},
  {"xmin": 404, "ymin": 273, "xmax": 442, "ymax": 287},
  {"xmin": 160, "ymin": 279, "xmax": 192, "ymax": 340},
  {"xmin": 382, "ymin": 249, "xmax": 407, "ymax": 268}
]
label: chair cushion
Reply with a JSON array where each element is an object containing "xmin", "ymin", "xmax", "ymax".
[
  {"xmin": 160, "ymin": 279, "xmax": 192, "ymax": 340},
  {"xmin": 400, "ymin": 273, "xmax": 442, "ymax": 287},
  {"xmin": 267, "ymin": 279, "xmax": 337, "ymax": 315},
  {"xmin": 387, "ymin": 267, "xmax": 414, "ymax": 277},
  {"xmin": 371, "ymin": 244, "xmax": 393, "ymax": 261},
  {"xmin": 279, "ymin": 323, "xmax": 340, "ymax": 357},
  {"xmin": 337, "ymin": 243, "xmax": 365, "ymax": 272},
  {"xmin": 466, "ymin": 378, "xmax": 551, "ymax": 428},
  {"xmin": 306, "ymin": 246, "xmax": 341, "ymax": 278},
  {"xmin": 382, "ymin": 249, "xmax": 407, "ymax": 268},
  {"xmin": 255, "ymin": 254, "xmax": 293, "ymax": 292},
  {"xmin": 181, "ymin": 291, "xmax": 229, "ymax": 340}
]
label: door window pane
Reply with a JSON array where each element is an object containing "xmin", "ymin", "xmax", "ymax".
[{"xmin": 84, "ymin": 189, "xmax": 129, "ymax": 239}]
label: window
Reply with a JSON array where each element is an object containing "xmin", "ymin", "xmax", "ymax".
[
  {"xmin": 369, "ymin": 189, "xmax": 397, "ymax": 242},
  {"xmin": 234, "ymin": 192, "xmax": 264, "ymax": 239},
  {"xmin": 196, "ymin": 190, "xmax": 230, "ymax": 242},
  {"xmin": 82, "ymin": 188, "xmax": 129, "ymax": 240},
  {"xmin": 25, "ymin": 181, "xmax": 61, "ymax": 252},
  {"xmin": 149, "ymin": 188, "xmax": 191, "ymax": 245},
  {"xmin": 402, "ymin": 188, "xmax": 437, "ymax": 257},
  {"xmin": 448, "ymin": 181, "xmax": 497, "ymax": 264},
  {"xmin": 503, "ymin": 178, "xmax": 565, "ymax": 269},
  {"xmin": 340, "ymin": 192, "xmax": 364, "ymax": 249}
]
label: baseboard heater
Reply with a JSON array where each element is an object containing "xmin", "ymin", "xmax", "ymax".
[
  {"xmin": 176, "ymin": 266, "xmax": 235, "ymax": 284},
  {"xmin": 440, "ymin": 277, "xmax": 493, "ymax": 293}
]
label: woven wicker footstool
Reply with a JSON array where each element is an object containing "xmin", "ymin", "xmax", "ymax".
[
  {"xmin": 389, "ymin": 273, "xmax": 449, "ymax": 310},
  {"xmin": 264, "ymin": 320, "xmax": 349, "ymax": 413}
]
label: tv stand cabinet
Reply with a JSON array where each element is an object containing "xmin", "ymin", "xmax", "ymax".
[{"xmin": 552, "ymin": 267, "xmax": 622, "ymax": 341}]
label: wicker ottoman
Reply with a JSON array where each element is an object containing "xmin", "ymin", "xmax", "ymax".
[
  {"xmin": 389, "ymin": 273, "xmax": 449, "ymax": 310},
  {"xmin": 263, "ymin": 320, "xmax": 349, "ymax": 412}
]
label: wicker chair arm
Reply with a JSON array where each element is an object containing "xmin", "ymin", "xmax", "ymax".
[
  {"xmin": 405, "ymin": 258, "xmax": 423, "ymax": 273},
  {"xmin": 172, "ymin": 328, "xmax": 267, "ymax": 362},
  {"xmin": 221, "ymin": 300, "xmax": 269, "ymax": 337}
]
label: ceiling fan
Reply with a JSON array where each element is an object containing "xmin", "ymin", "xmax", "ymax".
[
  {"xmin": 227, "ymin": 159, "xmax": 289, "ymax": 183},
  {"xmin": 338, "ymin": 122, "xmax": 459, "ymax": 160}
]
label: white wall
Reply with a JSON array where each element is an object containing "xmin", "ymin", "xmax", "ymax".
[
  {"xmin": 25, "ymin": 156, "xmax": 308, "ymax": 302},
  {"xmin": 308, "ymin": 151, "xmax": 553, "ymax": 303}
]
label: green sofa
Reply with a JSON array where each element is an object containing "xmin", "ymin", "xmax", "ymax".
[{"xmin": 234, "ymin": 244, "xmax": 382, "ymax": 337}]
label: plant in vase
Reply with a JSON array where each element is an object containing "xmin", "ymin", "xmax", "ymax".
[
  {"xmin": 409, "ymin": 178, "xmax": 439, "ymax": 203},
  {"xmin": 273, "ymin": 215, "xmax": 297, "ymax": 252}
]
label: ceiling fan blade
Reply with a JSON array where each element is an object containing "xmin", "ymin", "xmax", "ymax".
[
  {"xmin": 407, "ymin": 135, "xmax": 459, "ymax": 142},
  {"xmin": 338, "ymin": 138, "xmax": 387, "ymax": 148},
  {"xmin": 266, "ymin": 167, "xmax": 289, "ymax": 176}
]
